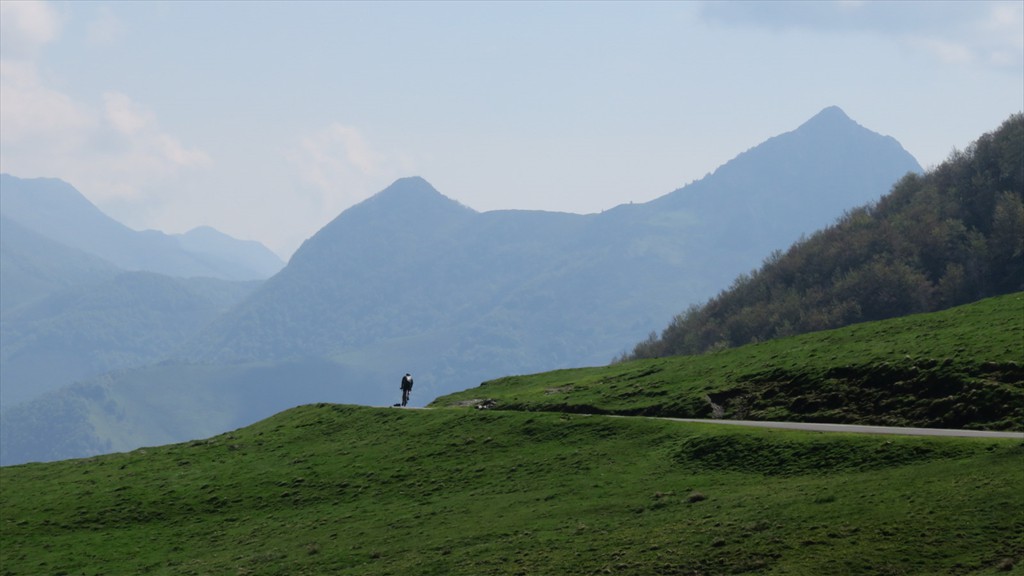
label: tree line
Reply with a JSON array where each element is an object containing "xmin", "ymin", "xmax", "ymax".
[{"xmin": 625, "ymin": 113, "xmax": 1023, "ymax": 361}]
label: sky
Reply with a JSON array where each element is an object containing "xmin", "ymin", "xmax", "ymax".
[{"xmin": 2, "ymin": 1, "xmax": 1022, "ymax": 259}]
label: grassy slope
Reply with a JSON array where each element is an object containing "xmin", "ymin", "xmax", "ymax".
[
  {"xmin": 433, "ymin": 293, "xmax": 1024, "ymax": 431},
  {"xmin": 2, "ymin": 404, "xmax": 1022, "ymax": 576}
]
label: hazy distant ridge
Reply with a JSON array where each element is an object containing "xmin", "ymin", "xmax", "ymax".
[
  {"xmin": 0, "ymin": 174, "xmax": 284, "ymax": 281},
  {"xmin": 0, "ymin": 175, "xmax": 272, "ymax": 408}
]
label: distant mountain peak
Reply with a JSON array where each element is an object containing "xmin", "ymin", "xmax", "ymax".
[
  {"xmin": 389, "ymin": 175, "xmax": 433, "ymax": 190},
  {"xmin": 795, "ymin": 106, "xmax": 864, "ymax": 135},
  {"xmin": 1, "ymin": 174, "xmax": 283, "ymax": 280},
  {"xmin": 360, "ymin": 176, "xmax": 475, "ymax": 215},
  {"xmin": 647, "ymin": 106, "xmax": 922, "ymax": 229},
  {"xmin": 289, "ymin": 177, "xmax": 475, "ymax": 263},
  {"xmin": 812, "ymin": 105, "xmax": 850, "ymax": 120},
  {"xmin": 374, "ymin": 176, "xmax": 441, "ymax": 201}
]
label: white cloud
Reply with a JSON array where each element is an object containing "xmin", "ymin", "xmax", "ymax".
[
  {"xmin": 103, "ymin": 91, "xmax": 156, "ymax": 136},
  {"xmin": 0, "ymin": 0, "xmax": 62, "ymax": 57},
  {"xmin": 0, "ymin": 60, "xmax": 94, "ymax": 153},
  {"xmin": 157, "ymin": 134, "xmax": 210, "ymax": 168},
  {"xmin": 0, "ymin": 1, "xmax": 83, "ymax": 163},
  {"xmin": 979, "ymin": 2, "xmax": 1024, "ymax": 67},
  {"xmin": 0, "ymin": 1, "xmax": 209, "ymax": 202},
  {"xmin": 330, "ymin": 124, "xmax": 377, "ymax": 174},
  {"xmin": 1, "ymin": 77, "xmax": 209, "ymax": 203},
  {"xmin": 984, "ymin": 2, "xmax": 1024, "ymax": 46},
  {"xmin": 699, "ymin": 1, "xmax": 1023, "ymax": 71},
  {"xmin": 290, "ymin": 122, "xmax": 388, "ymax": 212},
  {"xmin": 93, "ymin": 91, "xmax": 211, "ymax": 195},
  {"xmin": 907, "ymin": 36, "xmax": 975, "ymax": 66}
]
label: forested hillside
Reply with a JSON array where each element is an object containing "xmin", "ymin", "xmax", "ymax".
[
  {"xmin": 0, "ymin": 272, "xmax": 260, "ymax": 406},
  {"xmin": 628, "ymin": 113, "xmax": 1024, "ymax": 360},
  {"xmin": 0, "ymin": 215, "xmax": 119, "ymax": 313}
]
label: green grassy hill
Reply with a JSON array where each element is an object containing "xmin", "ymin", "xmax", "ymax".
[
  {"xmin": 433, "ymin": 293, "xmax": 1024, "ymax": 431},
  {"xmin": 2, "ymin": 404, "xmax": 1021, "ymax": 576},
  {"xmin": 3, "ymin": 295, "xmax": 1022, "ymax": 575}
]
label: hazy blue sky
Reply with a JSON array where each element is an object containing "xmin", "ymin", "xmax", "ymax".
[{"xmin": 2, "ymin": 1, "xmax": 1022, "ymax": 258}]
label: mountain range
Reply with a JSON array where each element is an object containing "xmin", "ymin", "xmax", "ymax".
[
  {"xmin": 0, "ymin": 176, "xmax": 280, "ymax": 406},
  {"xmin": 0, "ymin": 106, "xmax": 923, "ymax": 465},
  {"xmin": 186, "ymin": 107, "xmax": 921, "ymax": 371},
  {"xmin": 0, "ymin": 174, "xmax": 284, "ymax": 285}
]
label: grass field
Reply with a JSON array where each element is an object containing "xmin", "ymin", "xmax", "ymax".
[
  {"xmin": 2, "ymin": 404, "xmax": 1022, "ymax": 575},
  {"xmin": 3, "ymin": 295, "xmax": 1022, "ymax": 574},
  {"xmin": 432, "ymin": 293, "xmax": 1024, "ymax": 431}
]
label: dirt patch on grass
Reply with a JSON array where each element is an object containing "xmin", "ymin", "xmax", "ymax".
[{"xmin": 450, "ymin": 398, "xmax": 498, "ymax": 410}]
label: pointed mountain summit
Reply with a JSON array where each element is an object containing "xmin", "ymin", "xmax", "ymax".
[
  {"xmin": 784, "ymin": 105, "xmax": 910, "ymax": 162},
  {"xmin": 647, "ymin": 106, "xmax": 921, "ymax": 255},
  {"xmin": 366, "ymin": 176, "xmax": 463, "ymax": 206},
  {"xmin": 343, "ymin": 176, "xmax": 472, "ymax": 219},
  {"xmin": 657, "ymin": 105, "xmax": 920, "ymax": 204},
  {"xmin": 797, "ymin": 104, "xmax": 856, "ymax": 130},
  {"xmin": 292, "ymin": 177, "xmax": 475, "ymax": 267}
]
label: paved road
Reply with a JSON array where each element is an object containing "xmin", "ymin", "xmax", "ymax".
[
  {"xmin": 660, "ymin": 418, "xmax": 1024, "ymax": 439},
  {"xmin": 416, "ymin": 405, "xmax": 1024, "ymax": 439}
]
